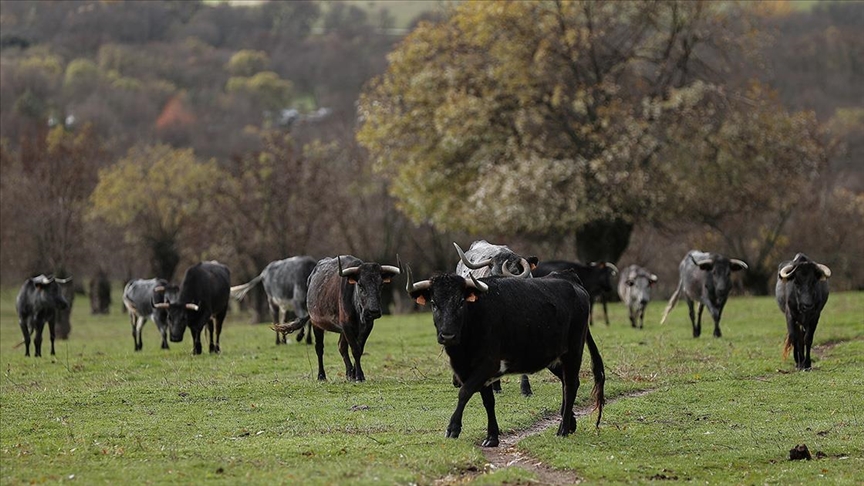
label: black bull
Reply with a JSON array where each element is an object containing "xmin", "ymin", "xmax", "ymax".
[
  {"xmin": 155, "ymin": 261, "xmax": 231, "ymax": 355},
  {"xmin": 274, "ymin": 256, "xmax": 401, "ymax": 382},
  {"xmin": 776, "ymin": 253, "xmax": 831, "ymax": 370},
  {"xmin": 406, "ymin": 269, "xmax": 605, "ymax": 447},
  {"xmin": 16, "ymin": 275, "xmax": 72, "ymax": 357}
]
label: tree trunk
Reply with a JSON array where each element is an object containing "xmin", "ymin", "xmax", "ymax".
[
  {"xmin": 741, "ymin": 266, "xmax": 772, "ymax": 296},
  {"xmin": 151, "ymin": 238, "xmax": 180, "ymax": 281},
  {"xmin": 574, "ymin": 219, "xmax": 633, "ymax": 264}
]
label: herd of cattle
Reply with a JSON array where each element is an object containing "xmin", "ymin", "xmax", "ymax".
[{"xmin": 14, "ymin": 240, "xmax": 832, "ymax": 445}]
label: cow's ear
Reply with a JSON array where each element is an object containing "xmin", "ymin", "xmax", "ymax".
[
  {"xmin": 409, "ymin": 289, "xmax": 429, "ymax": 306},
  {"xmin": 465, "ymin": 292, "xmax": 478, "ymax": 303},
  {"xmin": 527, "ymin": 256, "xmax": 539, "ymax": 271},
  {"xmin": 347, "ymin": 277, "xmax": 358, "ymax": 285},
  {"xmin": 382, "ymin": 276, "xmax": 392, "ymax": 284}
]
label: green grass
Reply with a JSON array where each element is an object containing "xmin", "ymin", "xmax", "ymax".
[{"xmin": 1, "ymin": 288, "xmax": 862, "ymax": 484}]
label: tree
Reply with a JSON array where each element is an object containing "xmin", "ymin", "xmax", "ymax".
[
  {"xmin": 663, "ymin": 84, "xmax": 830, "ymax": 293},
  {"xmin": 226, "ymin": 50, "xmax": 270, "ymax": 77},
  {"xmin": 358, "ymin": 0, "xmax": 772, "ymax": 263},
  {"xmin": 88, "ymin": 144, "xmax": 225, "ymax": 280},
  {"xmin": 0, "ymin": 124, "xmax": 105, "ymax": 282}
]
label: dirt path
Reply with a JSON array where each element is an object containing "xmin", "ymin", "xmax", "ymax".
[{"xmin": 433, "ymin": 390, "xmax": 654, "ymax": 485}]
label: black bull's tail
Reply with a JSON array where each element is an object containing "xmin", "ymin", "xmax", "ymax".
[
  {"xmin": 586, "ymin": 326, "xmax": 606, "ymax": 427},
  {"xmin": 271, "ymin": 316, "xmax": 310, "ymax": 338}
]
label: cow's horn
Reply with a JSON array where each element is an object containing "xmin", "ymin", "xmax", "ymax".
[
  {"xmin": 404, "ymin": 264, "xmax": 431, "ymax": 293},
  {"xmin": 337, "ymin": 256, "xmax": 361, "ymax": 277},
  {"xmin": 153, "ymin": 303, "xmax": 170, "ymax": 309},
  {"xmin": 380, "ymin": 264, "xmax": 401, "ymax": 275},
  {"xmin": 466, "ymin": 272, "xmax": 489, "ymax": 293},
  {"xmin": 185, "ymin": 303, "xmax": 199, "ymax": 311},
  {"xmin": 55, "ymin": 277, "xmax": 72, "ymax": 284},
  {"xmin": 695, "ymin": 258, "xmax": 714, "ymax": 268},
  {"xmin": 779, "ymin": 264, "xmax": 795, "ymax": 279},
  {"xmin": 154, "ymin": 286, "xmax": 165, "ymax": 292},
  {"xmin": 501, "ymin": 258, "xmax": 531, "ymax": 278},
  {"xmin": 730, "ymin": 259, "xmax": 748, "ymax": 270},
  {"xmin": 454, "ymin": 242, "xmax": 493, "ymax": 270},
  {"xmin": 649, "ymin": 274, "xmax": 659, "ymax": 282},
  {"xmin": 606, "ymin": 262, "xmax": 619, "ymax": 274},
  {"xmin": 816, "ymin": 263, "xmax": 832, "ymax": 279}
]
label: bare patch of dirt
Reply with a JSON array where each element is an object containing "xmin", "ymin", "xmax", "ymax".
[{"xmin": 433, "ymin": 390, "xmax": 654, "ymax": 485}]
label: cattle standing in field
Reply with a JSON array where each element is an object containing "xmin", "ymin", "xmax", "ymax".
[
  {"xmin": 123, "ymin": 278, "xmax": 178, "ymax": 351},
  {"xmin": 154, "ymin": 261, "xmax": 231, "ymax": 355},
  {"xmin": 454, "ymin": 241, "xmax": 537, "ymax": 396},
  {"xmin": 231, "ymin": 256, "xmax": 317, "ymax": 345},
  {"xmin": 274, "ymin": 256, "xmax": 401, "ymax": 382},
  {"xmin": 532, "ymin": 260, "xmax": 619, "ymax": 326},
  {"xmin": 660, "ymin": 250, "xmax": 748, "ymax": 338},
  {"xmin": 16, "ymin": 275, "xmax": 72, "ymax": 357},
  {"xmin": 406, "ymin": 267, "xmax": 605, "ymax": 447},
  {"xmin": 775, "ymin": 253, "xmax": 831, "ymax": 370},
  {"xmin": 617, "ymin": 265, "xmax": 659, "ymax": 329}
]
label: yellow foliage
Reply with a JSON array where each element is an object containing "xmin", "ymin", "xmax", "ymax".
[{"xmin": 89, "ymin": 145, "xmax": 225, "ymax": 238}]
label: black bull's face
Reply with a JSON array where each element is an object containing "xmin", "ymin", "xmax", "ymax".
[
  {"xmin": 408, "ymin": 274, "xmax": 483, "ymax": 346},
  {"xmin": 165, "ymin": 304, "xmax": 200, "ymax": 342}
]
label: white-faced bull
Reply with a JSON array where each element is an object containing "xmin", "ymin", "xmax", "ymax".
[
  {"xmin": 454, "ymin": 241, "xmax": 537, "ymax": 396},
  {"xmin": 660, "ymin": 250, "xmax": 747, "ymax": 337},
  {"xmin": 274, "ymin": 256, "xmax": 401, "ymax": 382},
  {"xmin": 454, "ymin": 240, "xmax": 536, "ymax": 278},
  {"xmin": 15, "ymin": 275, "xmax": 72, "ymax": 357},
  {"xmin": 617, "ymin": 265, "xmax": 659, "ymax": 329},
  {"xmin": 231, "ymin": 256, "xmax": 317, "ymax": 345},
  {"xmin": 154, "ymin": 261, "xmax": 231, "ymax": 355},
  {"xmin": 406, "ymin": 267, "xmax": 605, "ymax": 447},
  {"xmin": 532, "ymin": 260, "xmax": 619, "ymax": 326},
  {"xmin": 775, "ymin": 253, "xmax": 831, "ymax": 370},
  {"xmin": 123, "ymin": 278, "xmax": 178, "ymax": 351}
]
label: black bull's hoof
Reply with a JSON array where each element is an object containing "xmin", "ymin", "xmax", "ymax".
[{"xmin": 481, "ymin": 436, "xmax": 499, "ymax": 447}]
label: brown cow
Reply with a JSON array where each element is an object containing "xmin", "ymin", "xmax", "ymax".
[{"xmin": 275, "ymin": 255, "xmax": 400, "ymax": 382}]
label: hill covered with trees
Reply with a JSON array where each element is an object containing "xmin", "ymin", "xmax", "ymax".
[{"xmin": 1, "ymin": 0, "xmax": 861, "ymax": 298}]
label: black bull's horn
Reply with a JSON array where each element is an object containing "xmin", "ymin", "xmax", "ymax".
[
  {"xmin": 405, "ymin": 264, "xmax": 488, "ymax": 294},
  {"xmin": 338, "ymin": 255, "xmax": 401, "ymax": 278},
  {"xmin": 779, "ymin": 262, "xmax": 831, "ymax": 280}
]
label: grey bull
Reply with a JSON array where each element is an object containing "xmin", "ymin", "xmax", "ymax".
[
  {"xmin": 123, "ymin": 278, "xmax": 178, "ymax": 351},
  {"xmin": 617, "ymin": 265, "xmax": 658, "ymax": 329},
  {"xmin": 231, "ymin": 256, "xmax": 317, "ymax": 345},
  {"xmin": 660, "ymin": 250, "xmax": 748, "ymax": 338},
  {"xmin": 454, "ymin": 240, "xmax": 535, "ymax": 278}
]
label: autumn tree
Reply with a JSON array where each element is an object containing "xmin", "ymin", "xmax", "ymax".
[
  {"xmin": 660, "ymin": 83, "xmax": 830, "ymax": 293},
  {"xmin": 88, "ymin": 144, "xmax": 225, "ymax": 280},
  {"xmin": 0, "ymin": 124, "xmax": 105, "ymax": 282},
  {"xmin": 358, "ymin": 0, "xmax": 799, "ymax": 265}
]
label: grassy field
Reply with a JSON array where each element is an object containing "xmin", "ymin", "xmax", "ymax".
[{"xmin": 1, "ymin": 286, "xmax": 862, "ymax": 485}]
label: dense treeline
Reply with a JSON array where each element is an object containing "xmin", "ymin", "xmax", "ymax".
[{"xmin": 1, "ymin": 1, "xmax": 861, "ymax": 307}]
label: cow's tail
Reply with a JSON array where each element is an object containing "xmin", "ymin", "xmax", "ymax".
[
  {"xmin": 782, "ymin": 334, "xmax": 793, "ymax": 359},
  {"xmin": 586, "ymin": 327, "xmax": 606, "ymax": 427},
  {"xmin": 230, "ymin": 274, "xmax": 264, "ymax": 301},
  {"xmin": 659, "ymin": 278, "xmax": 684, "ymax": 325},
  {"xmin": 272, "ymin": 316, "xmax": 309, "ymax": 337}
]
